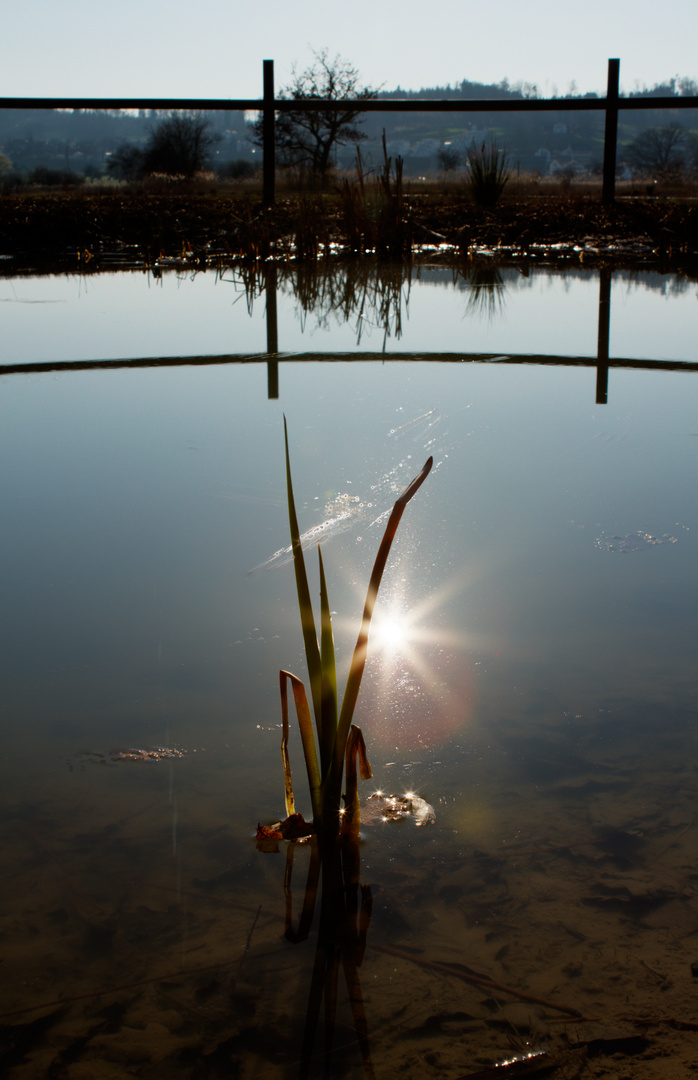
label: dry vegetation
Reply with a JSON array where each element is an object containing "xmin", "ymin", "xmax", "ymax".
[{"xmin": 1, "ymin": 171, "xmax": 698, "ymax": 274}]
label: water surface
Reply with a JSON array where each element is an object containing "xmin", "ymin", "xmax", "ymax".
[{"xmin": 1, "ymin": 265, "xmax": 697, "ymax": 1078}]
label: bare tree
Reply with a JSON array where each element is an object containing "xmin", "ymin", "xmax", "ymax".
[
  {"xmin": 625, "ymin": 125, "xmax": 688, "ymax": 180},
  {"xmin": 252, "ymin": 50, "xmax": 378, "ymax": 179},
  {"xmin": 437, "ymin": 146, "xmax": 461, "ymax": 172}
]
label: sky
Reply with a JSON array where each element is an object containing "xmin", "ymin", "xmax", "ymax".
[{"xmin": 1, "ymin": 0, "xmax": 697, "ymax": 102}]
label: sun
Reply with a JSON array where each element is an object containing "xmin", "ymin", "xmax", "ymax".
[
  {"xmin": 370, "ymin": 613, "xmax": 412, "ymax": 657},
  {"xmin": 339, "ymin": 568, "xmax": 484, "ymax": 749}
]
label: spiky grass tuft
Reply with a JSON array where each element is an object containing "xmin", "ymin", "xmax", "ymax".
[
  {"xmin": 280, "ymin": 417, "xmax": 432, "ymax": 841},
  {"xmin": 466, "ymin": 142, "xmax": 511, "ymax": 207}
]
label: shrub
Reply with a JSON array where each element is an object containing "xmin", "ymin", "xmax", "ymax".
[
  {"xmin": 217, "ymin": 159, "xmax": 257, "ymax": 181},
  {"xmin": 28, "ymin": 166, "xmax": 84, "ymax": 189},
  {"xmin": 107, "ymin": 115, "xmax": 220, "ymax": 183},
  {"xmin": 625, "ymin": 125, "xmax": 688, "ymax": 181},
  {"xmin": 106, "ymin": 144, "xmax": 144, "ymax": 182}
]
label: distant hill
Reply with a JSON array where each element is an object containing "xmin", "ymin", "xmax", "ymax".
[{"xmin": 1, "ymin": 77, "xmax": 696, "ymax": 179}]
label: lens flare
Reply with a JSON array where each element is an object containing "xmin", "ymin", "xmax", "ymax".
[
  {"xmin": 351, "ymin": 573, "xmax": 478, "ymax": 751},
  {"xmin": 370, "ymin": 614, "xmax": 413, "ymax": 657}
]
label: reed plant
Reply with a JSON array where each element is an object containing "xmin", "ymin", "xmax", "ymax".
[
  {"xmin": 466, "ymin": 142, "xmax": 511, "ymax": 207},
  {"xmin": 293, "ymin": 197, "xmax": 331, "ymax": 260},
  {"xmin": 338, "ymin": 134, "xmax": 412, "ymax": 260},
  {"xmin": 279, "ymin": 418, "xmax": 432, "ymax": 843}
]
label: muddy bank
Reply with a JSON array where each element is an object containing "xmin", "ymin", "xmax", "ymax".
[{"xmin": 1, "ymin": 189, "xmax": 698, "ymax": 273}]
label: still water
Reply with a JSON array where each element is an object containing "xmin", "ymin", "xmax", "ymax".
[{"xmin": 1, "ymin": 264, "xmax": 697, "ymax": 1078}]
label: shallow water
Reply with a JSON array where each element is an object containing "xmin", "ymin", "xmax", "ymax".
[{"xmin": 1, "ymin": 265, "xmax": 698, "ymax": 1078}]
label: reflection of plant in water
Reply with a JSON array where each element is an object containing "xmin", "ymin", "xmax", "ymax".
[
  {"xmin": 284, "ymin": 766, "xmax": 376, "ymax": 1078},
  {"xmin": 216, "ymin": 262, "xmax": 268, "ymax": 316},
  {"xmin": 464, "ymin": 262, "xmax": 507, "ymax": 320}
]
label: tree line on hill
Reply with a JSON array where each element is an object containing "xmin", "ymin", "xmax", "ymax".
[{"xmin": 1, "ymin": 53, "xmax": 697, "ymax": 187}]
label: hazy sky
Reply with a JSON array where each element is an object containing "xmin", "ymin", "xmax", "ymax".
[{"xmin": 2, "ymin": 0, "xmax": 696, "ymax": 101}]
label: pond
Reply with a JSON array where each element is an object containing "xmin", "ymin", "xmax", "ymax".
[{"xmin": 1, "ymin": 262, "xmax": 698, "ymax": 1079}]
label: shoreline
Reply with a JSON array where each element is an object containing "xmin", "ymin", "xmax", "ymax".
[{"xmin": 1, "ymin": 189, "xmax": 698, "ymax": 275}]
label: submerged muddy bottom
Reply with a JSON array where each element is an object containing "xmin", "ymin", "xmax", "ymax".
[{"xmin": 3, "ymin": 700, "xmax": 698, "ymax": 1080}]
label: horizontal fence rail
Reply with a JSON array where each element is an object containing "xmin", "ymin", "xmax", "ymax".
[
  {"xmin": 4, "ymin": 94, "xmax": 698, "ymax": 112},
  {"xmin": 3, "ymin": 59, "xmax": 698, "ymax": 204}
]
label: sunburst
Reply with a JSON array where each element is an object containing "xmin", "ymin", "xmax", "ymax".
[{"xmin": 341, "ymin": 571, "xmax": 478, "ymax": 750}]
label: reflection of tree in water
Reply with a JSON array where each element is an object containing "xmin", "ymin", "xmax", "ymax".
[
  {"xmin": 278, "ymin": 263, "xmax": 411, "ymax": 348},
  {"xmin": 216, "ymin": 262, "xmax": 411, "ymax": 348},
  {"xmin": 189, "ymin": 262, "xmax": 697, "ymax": 344},
  {"xmin": 274, "ymin": 262, "xmax": 511, "ymax": 338}
]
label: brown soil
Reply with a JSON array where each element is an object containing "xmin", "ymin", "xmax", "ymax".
[{"xmin": 1, "ymin": 189, "xmax": 698, "ymax": 274}]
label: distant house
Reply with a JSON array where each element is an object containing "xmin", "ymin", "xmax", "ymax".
[
  {"xmin": 534, "ymin": 147, "xmax": 552, "ymax": 174},
  {"xmin": 450, "ymin": 128, "xmax": 489, "ymax": 153},
  {"xmin": 385, "ymin": 139, "xmax": 411, "ymax": 159}
]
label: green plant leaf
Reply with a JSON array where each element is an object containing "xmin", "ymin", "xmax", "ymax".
[
  {"xmin": 284, "ymin": 416, "xmax": 323, "ymax": 732},
  {"xmin": 331, "ymin": 456, "xmax": 433, "ymax": 792},
  {"xmin": 318, "ymin": 546, "xmax": 338, "ymax": 779},
  {"xmin": 282, "ymin": 421, "xmax": 432, "ymax": 840}
]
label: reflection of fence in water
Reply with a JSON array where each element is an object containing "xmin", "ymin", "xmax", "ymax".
[
  {"xmin": 249, "ymin": 263, "xmax": 636, "ymax": 406},
  {"xmin": 3, "ymin": 265, "xmax": 697, "ymax": 408}
]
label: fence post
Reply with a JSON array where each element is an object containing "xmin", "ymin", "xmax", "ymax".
[
  {"xmin": 602, "ymin": 59, "xmax": 620, "ymax": 205},
  {"xmin": 263, "ymin": 59, "xmax": 276, "ymax": 207}
]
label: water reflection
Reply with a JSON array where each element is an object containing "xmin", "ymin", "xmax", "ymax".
[
  {"xmin": 463, "ymin": 263, "xmax": 507, "ymax": 320},
  {"xmin": 4, "ymin": 262, "xmax": 697, "ymax": 407},
  {"xmin": 251, "ymin": 414, "xmax": 445, "ymax": 572},
  {"xmin": 1, "ymin": 266, "xmax": 698, "ymax": 1076},
  {"xmin": 283, "ymin": 836, "xmax": 374, "ymax": 1078}
]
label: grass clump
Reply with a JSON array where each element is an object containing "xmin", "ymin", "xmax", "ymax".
[
  {"xmin": 279, "ymin": 418, "xmax": 431, "ymax": 844},
  {"xmin": 338, "ymin": 134, "xmax": 413, "ymax": 259},
  {"xmin": 466, "ymin": 142, "xmax": 511, "ymax": 207}
]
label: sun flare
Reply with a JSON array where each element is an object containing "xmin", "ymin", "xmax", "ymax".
[{"xmin": 370, "ymin": 614, "xmax": 412, "ymax": 657}]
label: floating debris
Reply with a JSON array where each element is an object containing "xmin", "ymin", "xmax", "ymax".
[
  {"xmin": 595, "ymin": 530, "xmax": 678, "ymax": 553},
  {"xmin": 69, "ymin": 746, "xmax": 193, "ymax": 770},
  {"xmin": 361, "ymin": 791, "xmax": 436, "ymax": 827},
  {"xmin": 109, "ymin": 746, "xmax": 189, "ymax": 762},
  {"xmin": 256, "ymin": 813, "xmax": 314, "ymax": 851}
]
